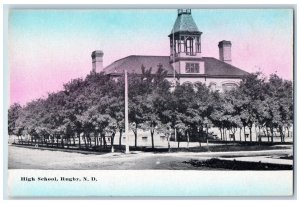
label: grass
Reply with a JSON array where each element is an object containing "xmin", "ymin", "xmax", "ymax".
[
  {"xmin": 12, "ymin": 142, "xmax": 292, "ymax": 155},
  {"xmin": 279, "ymin": 155, "xmax": 293, "ymax": 160},
  {"xmin": 184, "ymin": 158, "xmax": 293, "ymax": 170},
  {"xmin": 168, "ymin": 144, "xmax": 291, "ymax": 153}
]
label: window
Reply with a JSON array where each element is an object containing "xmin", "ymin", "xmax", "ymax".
[
  {"xmin": 222, "ymin": 83, "xmax": 237, "ymax": 92},
  {"xmin": 186, "ymin": 63, "xmax": 200, "ymax": 73},
  {"xmin": 178, "ymin": 36, "xmax": 185, "ymax": 53},
  {"xmin": 209, "ymin": 82, "xmax": 217, "ymax": 91},
  {"xmin": 186, "ymin": 37, "xmax": 194, "ymax": 55},
  {"xmin": 182, "ymin": 81, "xmax": 193, "ymax": 86}
]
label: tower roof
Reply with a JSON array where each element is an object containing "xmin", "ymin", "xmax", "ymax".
[{"xmin": 169, "ymin": 9, "xmax": 201, "ymax": 36}]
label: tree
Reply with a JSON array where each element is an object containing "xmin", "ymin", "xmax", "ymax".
[
  {"xmin": 238, "ymin": 72, "xmax": 266, "ymax": 142},
  {"xmin": 264, "ymin": 74, "xmax": 293, "ymax": 142},
  {"xmin": 128, "ymin": 64, "xmax": 170, "ymax": 149},
  {"xmin": 8, "ymin": 103, "xmax": 22, "ymax": 138}
]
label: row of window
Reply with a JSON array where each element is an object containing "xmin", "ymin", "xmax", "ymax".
[
  {"xmin": 181, "ymin": 81, "xmax": 238, "ymax": 92},
  {"xmin": 123, "ymin": 136, "xmax": 166, "ymax": 142},
  {"xmin": 170, "ymin": 36, "xmax": 201, "ymax": 56},
  {"xmin": 209, "ymin": 83, "xmax": 238, "ymax": 91}
]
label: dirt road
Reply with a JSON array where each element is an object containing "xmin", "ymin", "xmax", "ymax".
[{"xmin": 8, "ymin": 145, "xmax": 292, "ymax": 170}]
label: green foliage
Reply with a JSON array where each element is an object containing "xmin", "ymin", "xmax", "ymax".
[{"xmin": 8, "ymin": 67, "xmax": 293, "ymax": 149}]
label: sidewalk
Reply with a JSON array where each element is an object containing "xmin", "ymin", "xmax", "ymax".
[
  {"xmin": 163, "ymin": 148, "xmax": 292, "ymax": 158},
  {"xmin": 160, "ymin": 149, "xmax": 293, "ymax": 166}
]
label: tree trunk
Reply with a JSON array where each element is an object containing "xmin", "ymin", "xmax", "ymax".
[
  {"xmin": 119, "ymin": 129, "xmax": 122, "ymax": 149},
  {"xmin": 187, "ymin": 131, "xmax": 190, "ymax": 149},
  {"xmin": 134, "ymin": 123, "xmax": 138, "ymax": 148},
  {"xmin": 174, "ymin": 128, "xmax": 177, "ymax": 143},
  {"xmin": 98, "ymin": 134, "xmax": 102, "ymax": 149},
  {"xmin": 151, "ymin": 128, "xmax": 155, "ymax": 149},
  {"xmin": 219, "ymin": 128, "xmax": 223, "ymax": 140},
  {"xmin": 231, "ymin": 128, "xmax": 236, "ymax": 142},
  {"xmin": 258, "ymin": 126, "xmax": 260, "ymax": 143},
  {"xmin": 255, "ymin": 125, "xmax": 258, "ymax": 142},
  {"xmin": 206, "ymin": 125, "xmax": 209, "ymax": 143},
  {"xmin": 258, "ymin": 127, "xmax": 261, "ymax": 145},
  {"xmin": 249, "ymin": 125, "xmax": 252, "ymax": 142},
  {"xmin": 271, "ymin": 127, "xmax": 274, "ymax": 143},
  {"xmin": 97, "ymin": 133, "xmax": 100, "ymax": 147},
  {"xmin": 88, "ymin": 135, "xmax": 92, "ymax": 147},
  {"xmin": 167, "ymin": 134, "xmax": 171, "ymax": 152},
  {"xmin": 266, "ymin": 128, "xmax": 270, "ymax": 142},
  {"xmin": 244, "ymin": 126, "xmax": 246, "ymax": 142},
  {"xmin": 94, "ymin": 132, "xmax": 98, "ymax": 148},
  {"xmin": 223, "ymin": 128, "xmax": 226, "ymax": 142},
  {"xmin": 83, "ymin": 133, "xmax": 87, "ymax": 149},
  {"xmin": 103, "ymin": 135, "xmax": 107, "ymax": 148},
  {"xmin": 78, "ymin": 132, "xmax": 81, "ymax": 149},
  {"xmin": 198, "ymin": 129, "xmax": 201, "ymax": 147},
  {"xmin": 61, "ymin": 138, "xmax": 64, "ymax": 148},
  {"xmin": 66, "ymin": 137, "xmax": 70, "ymax": 148},
  {"xmin": 206, "ymin": 135, "xmax": 209, "ymax": 151},
  {"xmin": 279, "ymin": 126, "xmax": 284, "ymax": 143},
  {"xmin": 72, "ymin": 135, "xmax": 76, "ymax": 146},
  {"xmin": 111, "ymin": 132, "xmax": 115, "ymax": 153},
  {"xmin": 51, "ymin": 136, "xmax": 54, "ymax": 147},
  {"xmin": 239, "ymin": 128, "xmax": 242, "ymax": 142},
  {"xmin": 177, "ymin": 131, "xmax": 180, "ymax": 148}
]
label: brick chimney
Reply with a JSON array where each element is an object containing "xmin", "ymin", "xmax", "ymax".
[
  {"xmin": 218, "ymin": 40, "xmax": 232, "ymax": 64},
  {"xmin": 91, "ymin": 50, "xmax": 104, "ymax": 73}
]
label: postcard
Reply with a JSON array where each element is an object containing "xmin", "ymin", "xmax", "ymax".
[{"xmin": 4, "ymin": 5, "xmax": 294, "ymax": 198}]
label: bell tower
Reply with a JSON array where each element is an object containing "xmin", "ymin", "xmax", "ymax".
[{"xmin": 169, "ymin": 9, "xmax": 204, "ymax": 75}]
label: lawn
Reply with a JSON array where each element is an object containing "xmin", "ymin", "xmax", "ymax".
[{"xmin": 184, "ymin": 158, "xmax": 293, "ymax": 170}]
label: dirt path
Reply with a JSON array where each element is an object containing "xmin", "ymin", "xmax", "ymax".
[{"xmin": 8, "ymin": 145, "xmax": 293, "ymax": 170}]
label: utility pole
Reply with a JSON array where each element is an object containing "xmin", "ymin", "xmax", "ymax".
[
  {"xmin": 125, "ymin": 70, "xmax": 130, "ymax": 154},
  {"xmin": 172, "ymin": 27, "xmax": 177, "ymax": 145},
  {"xmin": 172, "ymin": 27, "xmax": 175, "ymax": 81}
]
